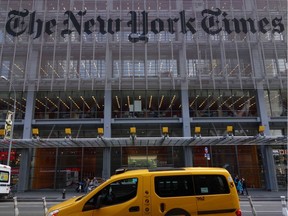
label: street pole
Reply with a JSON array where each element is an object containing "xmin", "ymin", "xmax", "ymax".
[{"xmin": 1, "ymin": 76, "xmax": 16, "ymax": 166}]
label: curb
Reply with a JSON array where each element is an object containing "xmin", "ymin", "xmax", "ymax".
[
  {"xmin": 1, "ymin": 197, "xmax": 76, "ymax": 202},
  {"xmin": 239, "ymin": 196, "xmax": 287, "ymax": 202}
]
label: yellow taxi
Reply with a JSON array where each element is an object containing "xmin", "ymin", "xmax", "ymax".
[{"xmin": 47, "ymin": 167, "xmax": 241, "ymax": 216}]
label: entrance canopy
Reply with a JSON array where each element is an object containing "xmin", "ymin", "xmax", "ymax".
[{"xmin": 0, "ymin": 136, "xmax": 286, "ymax": 148}]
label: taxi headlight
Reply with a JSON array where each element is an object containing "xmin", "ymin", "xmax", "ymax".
[{"xmin": 46, "ymin": 209, "xmax": 59, "ymax": 216}]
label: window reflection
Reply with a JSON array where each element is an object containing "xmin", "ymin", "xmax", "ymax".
[
  {"xmin": 112, "ymin": 90, "xmax": 181, "ymax": 118},
  {"xmin": 40, "ymin": 59, "xmax": 106, "ymax": 79},
  {"xmin": 0, "ymin": 91, "xmax": 25, "ymax": 120},
  {"xmin": 187, "ymin": 57, "xmax": 252, "ymax": 78},
  {"xmin": 265, "ymin": 90, "xmax": 287, "ymax": 117},
  {"xmin": 34, "ymin": 91, "xmax": 104, "ymax": 119},
  {"xmin": 113, "ymin": 60, "xmax": 177, "ymax": 78},
  {"xmin": 189, "ymin": 90, "xmax": 257, "ymax": 118}
]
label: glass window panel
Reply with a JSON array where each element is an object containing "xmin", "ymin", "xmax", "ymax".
[
  {"xmin": 0, "ymin": 0, "xmax": 9, "ymax": 11},
  {"xmin": 59, "ymin": 0, "xmax": 71, "ymax": 11},
  {"xmin": 123, "ymin": 60, "xmax": 132, "ymax": 77},
  {"xmin": 147, "ymin": 60, "xmax": 156, "ymax": 76},
  {"xmin": 267, "ymin": 90, "xmax": 286, "ymax": 117},
  {"xmin": 273, "ymin": 33, "xmax": 284, "ymax": 41},
  {"xmin": 264, "ymin": 90, "xmax": 272, "ymax": 117},
  {"xmin": 73, "ymin": 0, "xmax": 84, "ymax": 10},
  {"xmin": 0, "ymin": 28, "xmax": 4, "ymax": 43},
  {"xmin": 134, "ymin": 60, "xmax": 144, "ymax": 77},
  {"xmin": 265, "ymin": 59, "xmax": 277, "ymax": 77},
  {"xmin": 231, "ymin": 0, "xmax": 244, "ymax": 10},
  {"xmin": 255, "ymin": 0, "xmax": 268, "ymax": 10},
  {"xmin": 113, "ymin": 60, "xmax": 120, "ymax": 78},
  {"xmin": 0, "ymin": 91, "xmax": 25, "ymax": 120},
  {"xmin": 1, "ymin": 60, "xmax": 10, "ymax": 78},
  {"xmin": 159, "ymin": 60, "xmax": 176, "ymax": 77},
  {"xmin": 280, "ymin": 90, "xmax": 287, "ymax": 117},
  {"xmin": 187, "ymin": 60, "xmax": 197, "ymax": 77},
  {"xmin": 34, "ymin": 91, "xmax": 104, "ymax": 120},
  {"xmin": 96, "ymin": 0, "xmax": 107, "ymax": 10},
  {"xmin": 273, "ymin": 147, "xmax": 287, "ymax": 189},
  {"xmin": 111, "ymin": 90, "xmax": 182, "ymax": 118},
  {"xmin": 31, "ymin": 147, "xmax": 104, "ymax": 189},
  {"xmin": 40, "ymin": 57, "xmax": 106, "ymax": 79},
  {"xmin": 46, "ymin": 0, "xmax": 59, "ymax": 11},
  {"xmin": 189, "ymin": 90, "xmax": 258, "ymax": 118},
  {"xmin": 21, "ymin": 0, "xmax": 34, "ymax": 10},
  {"xmin": 155, "ymin": 175, "xmax": 194, "ymax": 197},
  {"xmin": 278, "ymin": 59, "xmax": 287, "ymax": 76}
]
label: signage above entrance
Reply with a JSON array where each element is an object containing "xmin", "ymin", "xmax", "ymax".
[{"xmin": 5, "ymin": 8, "xmax": 285, "ymax": 43}]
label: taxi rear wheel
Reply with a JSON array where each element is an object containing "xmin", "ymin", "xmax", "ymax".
[{"xmin": 165, "ymin": 208, "xmax": 190, "ymax": 216}]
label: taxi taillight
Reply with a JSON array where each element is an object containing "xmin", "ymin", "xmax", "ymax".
[{"xmin": 235, "ymin": 209, "xmax": 242, "ymax": 216}]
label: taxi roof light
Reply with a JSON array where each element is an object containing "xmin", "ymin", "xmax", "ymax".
[{"xmin": 115, "ymin": 168, "xmax": 127, "ymax": 174}]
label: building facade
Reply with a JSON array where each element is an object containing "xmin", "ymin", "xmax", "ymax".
[{"xmin": 0, "ymin": 0, "xmax": 287, "ymax": 192}]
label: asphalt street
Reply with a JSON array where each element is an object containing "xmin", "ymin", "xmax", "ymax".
[
  {"xmin": 0, "ymin": 200, "xmax": 285, "ymax": 216},
  {"xmin": 0, "ymin": 189, "xmax": 286, "ymax": 216}
]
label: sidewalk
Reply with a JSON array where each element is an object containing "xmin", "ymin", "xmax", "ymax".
[
  {"xmin": 10, "ymin": 190, "xmax": 82, "ymax": 202},
  {"xmin": 239, "ymin": 189, "xmax": 287, "ymax": 201},
  {"xmin": 8, "ymin": 188, "xmax": 287, "ymax": 202}
]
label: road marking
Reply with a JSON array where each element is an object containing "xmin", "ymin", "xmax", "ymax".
[
  {"xmin": 241, "ymin": 210, "xmax": 282, "ymax": 213},
  {"xmin": 241, "ymin": 204, "xmax": 264, "ymax": 206}
]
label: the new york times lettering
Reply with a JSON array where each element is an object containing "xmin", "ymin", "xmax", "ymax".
[{"xmin": 5, "ymin": 8, "xmax": 285, "ymax": 43}]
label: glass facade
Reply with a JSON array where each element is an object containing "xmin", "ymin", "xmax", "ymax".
[
  {"xmin": 265, "ymin": 90, "xmax": 287, "ymax": 118},
  {"xmin": 34, "ymin": 91, "xmax": 105, "ymax": 120},
  {"xmin": 31, "ymin": 147, "xmax": 103, "ymax": 189},
  {"xmin": 189, "ymin": 90, "xmax": 258, "ymax": 118},
  {"xmin": 0, "ymin": 0, "xmax": 286, "ymax": 191}
]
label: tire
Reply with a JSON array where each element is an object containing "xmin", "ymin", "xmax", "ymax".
[{"xmin": 165, "ymin": 208, "xmax": 190, "ymax": 216}]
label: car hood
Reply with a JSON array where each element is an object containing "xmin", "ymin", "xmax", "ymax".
[{"xmin": 48, "ymin": 195, "xmax": 83, "ymax": 212}]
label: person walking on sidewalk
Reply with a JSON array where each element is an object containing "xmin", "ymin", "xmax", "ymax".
[
  {"xmin": 234, "ymin": 175, "xmax": 240, "ymax": 193},
  {"xmin": 237, "ymin": 178, "xmax": 243, "ymax": 195},
  {"xmin": 241, "ymin": 178, "xmax": 248, "ymax": 195}
]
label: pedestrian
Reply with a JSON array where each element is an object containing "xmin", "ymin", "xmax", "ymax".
[
  {"xmin": 237, "ymin": 178, "xmax": 243, "ymax": 195},
  {"xmin": 84, "ymin": 178, "xmax": 90, "ymax": 193},
  {"xmin": 241, "ymin": 178, "xmax": 248, "ymax": 195},
  {"xmin": 92, "ymin": 177, "xmax": 99, "ymax": 187},
  {"xmin": 87, "ymin": 178, "xmax": 95, "ymax": 192},
  {"xmin": 234, "ymin": 175, "xmax": 239, "ymax": 192},
  {"xmin": 234, "ymin": 175, "xmax": 239, "ymax": 184},
  {"xmin": 76, "ymin": 180, "xmax": 84, "ymax": 192}
]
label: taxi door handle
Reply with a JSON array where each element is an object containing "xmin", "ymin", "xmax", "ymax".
[
  {"xmin": 129, "ymin": 206, "xmax": 140, "ymax": 212},
  {"xmin": 160, "ymin": 203, "xmax": 165, "ymax": 212}
]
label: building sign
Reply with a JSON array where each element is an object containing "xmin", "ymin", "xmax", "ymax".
[
  {"xmin": 0, "ymin": 151, "xmax": 16, "ymax": 161},
  {"xmin": 5, "ymin": 8, "xmax": 284, "ymax": 43},
  {"xmin": 4, "ymin": 111, "xmax": 13, "ymax": 140}
]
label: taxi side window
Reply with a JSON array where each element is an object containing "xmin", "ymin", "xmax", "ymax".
[
  {"xmin": 155, "ymin": 175, "xmax": 194, "ymax": 197},
  {"xmin": 193, "ymin": 175, "xmax": 230, "ymax": 195},
  {"xmin": 83, "ymin": 178, "xmax": 138, "ymax": 211}
]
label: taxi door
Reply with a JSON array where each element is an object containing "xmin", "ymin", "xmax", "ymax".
[
  {"xmin": 194, "ymin": 174, "xmax": 239, "ymax": 216},
  {"xmin": 150, "ymin": 174, "xmax": 198, "ymax": 216},
  {"xmin": 82, "ymin": 176, "xmax": 143, "ymax": 216}
]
